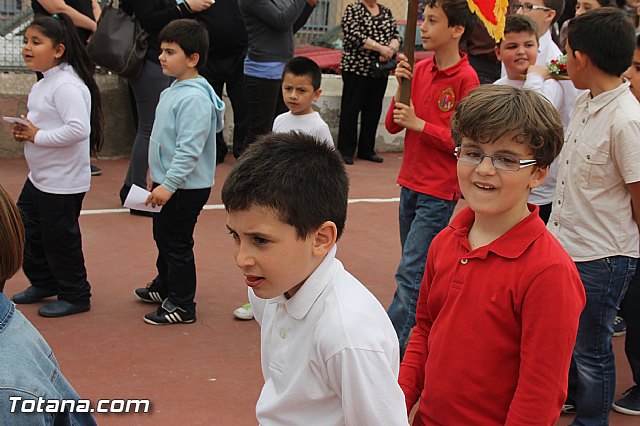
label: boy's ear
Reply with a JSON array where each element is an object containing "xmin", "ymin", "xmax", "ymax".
[
  {"xmin": 187, "ymin": 52, "xmax": 200, "ymax": 69},
  {"xmin": 451, "ymin": 24, "xmax": 465, "ymax": 40},
  {"xmin": 494, "ymin": 45, "xmax": 502, "ymax": 62},
  {"xmin": 528, "ymin": 166, "xmax": 549, "ymax": 189},
  {"xmin": 312, "ymin": 88, "xmax": 322, "ymax": 102},
  {"xmin": 574, "ymin": 50, "xmax": 589, "ymax": 71},
  {"xmin": 544, "ymin": 9, "xmax": 556, "ymax": 26},
  {"xmin": 311, "ymin": 221, "xmax": 337, "ymax": 257}
]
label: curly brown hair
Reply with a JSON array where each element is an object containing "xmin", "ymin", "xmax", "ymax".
[{"xmin": 450, "ymin": 85, "xmax": 564, "ymax": 168}]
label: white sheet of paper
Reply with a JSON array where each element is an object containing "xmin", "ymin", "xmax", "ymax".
[
  {"xmin": 123, "ymin": 185, "xmax": 163, "ymax": 213},
  {"xmin": 3, "ymin": 116, "xmax": 29, "ymax": 126}
]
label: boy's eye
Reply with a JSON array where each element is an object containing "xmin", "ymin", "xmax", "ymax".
[
  {"xmin": 253, "ymin": 236, "xmax": 269, "ymax": 245},
  {"xmin": 462, "ymin": 148, "xmax": 483, "ymax": 159},
  {"xmin": 496, "ymin": 155, "xmax": 519, "ymax": 165},
  {"xmin": 227, "ymin": 229, "xmax": 239, "ymax": 239}
]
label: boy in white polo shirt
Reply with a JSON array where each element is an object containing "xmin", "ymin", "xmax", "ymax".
[
  {"xmin": 549, "ymin": 8, "xmax": 640, "ymax": 424},
  {"xmin": 222, "ymin": 132, "xmax": 408, "ymax": 426}
]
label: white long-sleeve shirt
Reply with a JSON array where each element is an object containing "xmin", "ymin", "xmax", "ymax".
[
  {"xmin": 24, "ymin": 63, "xmax": 91, "ymax": 194},
  {"xmin": 249, "ymin": 245, "xmax": 409, "ymax": 426}
]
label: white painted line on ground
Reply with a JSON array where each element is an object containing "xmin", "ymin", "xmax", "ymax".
[{"xmin": 79, "ymin": 198, "xmax": 401, "ymax": 216}]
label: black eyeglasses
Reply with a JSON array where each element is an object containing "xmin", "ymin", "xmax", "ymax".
[
  {"xmin": 454, "ymin": 146, "xmax": 537, "ymax": 172},
  {"xmin": 512, "ymin": 3, "xmax": 552, "ymax": 12}
]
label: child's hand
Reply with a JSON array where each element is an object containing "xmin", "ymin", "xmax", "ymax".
[
  {"xmin": 395, "ymin": 53, "xmax": 413, "ymax": 84},
  {"xmin": 528, "ymin": 64, "xmax": 549, "ymax": 78},
  {"xmin": 145, "ymin": 185, "xmax": 173, "ymax": 208},
  {"xmin": 12, "ymin": 115, "xmax": 39, "ymax": 143},
  {"xmin": 393, "ymin": 100, "xmax": 425, "ymax": 132}
]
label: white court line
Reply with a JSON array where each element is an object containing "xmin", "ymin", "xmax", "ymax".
[{"xmin": 79, "ymin": 198, "xmax": 401, "ymax": 216}]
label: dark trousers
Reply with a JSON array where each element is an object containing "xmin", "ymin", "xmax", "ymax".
[
  {"xmin": 17, "ymin": 179, "xmax": 91, "ymax": 304},
  {"xmin": 122, "ymin": 60, "xmax": 172, "ymax": 202},
  {"xmin": 621, "ymin": 267, "xmax": 640, "ymax": 385},
  {"xmin": 201, "ymin": 51, "xmax": 249, "ymax": 159},
  {"xmin": 241, "ymin": 74, "xmax": 287, "ymax": 156},
  {"xmin": 337, "ymin": 71, "xmax": 388, "ymax": 159},
  {"xmin": 152, "ymin": 187, "xmax": 210, "ymax": 315}
]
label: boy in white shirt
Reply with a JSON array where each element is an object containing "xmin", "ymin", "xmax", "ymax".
[
  {"xmin": 549, "ymin": 8, "xmax": 640, "ymax": 423},
  {"xmin": 232, "ymin": 56, "xmax": 333, "ymax": 320},
  {"xmin": 222, "ymin": 132, "xmax": 408, "ymax": 426},
  {"xmin": 272, "ymin": 56, "xmax": 333, "ymax": 147},
  {"xmin": 494, "ymin": 15, "xmax": 567, "ymax": 222}
]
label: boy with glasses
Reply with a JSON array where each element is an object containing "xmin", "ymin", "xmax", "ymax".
[{"xmin": 399, "ymin": 85, "xmax": 585, "ymax": 425}]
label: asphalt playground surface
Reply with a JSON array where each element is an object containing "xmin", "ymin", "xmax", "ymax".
[{"xmin": 0, "ymin": 154, "xmax": 635, "ymax": 425}]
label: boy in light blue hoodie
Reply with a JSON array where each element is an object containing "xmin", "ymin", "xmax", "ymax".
[{"xmin": 135, "ymin": 19, "xmax": 225, "ymax": 326}]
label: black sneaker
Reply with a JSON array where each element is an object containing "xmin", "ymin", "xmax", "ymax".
[
  {"xmin": 143, "ymin": 299, "xmax": 195, "ymax": 325},
  {"xmin": 613, "ymin": 386, "xmax": 640, "ymax": 416},
  {"xmin": 90, "ymin": 165, "xmax": 102, "ymax": 176},
  {"xmin": 134, "ymin": 283, "xmax": 164, "ymax": 303},
  {"xmin": 561, "ymin": 403, "xmax": 576, "ymax": 414},
  {"xmin": 613, "ymin": 316, "xmax": 627, "ymax": 337}
]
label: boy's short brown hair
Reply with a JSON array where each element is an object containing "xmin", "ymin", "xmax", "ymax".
[
  {"xmin": 426, "ymin": 0, "xmax": 476, "ymax": 30},
  {"xmin": 451, "ymin": 85, "xmax": 564, "ymax": 168},
  {"xmin": 0, "ymin": 184, "xmax": 24, "ymax": 292},
  {"xmin": 498, "ymin": 15, "xmax": 539, "ymax": 46}
]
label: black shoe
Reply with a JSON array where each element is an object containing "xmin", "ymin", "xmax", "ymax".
[
  {"xmin": 144, "ymin": 299, "xmax": 195, "ymax": 325},
  {"xmin": 90, "ymin": 165, "xmax": 102, "ymax": 176},
  {"xmin": 12, "ymin": 286, "xmax": 56, "ymax": 304},
  {"xmin": 342, "ymin": 156, "xmax": 354, "ymax": 165},
  {"xmin": 613, "ymin": 315, "xmax": 627, "ymax": 337},
  {"xmin": 358, "ymin": 154, "xmax": 384, "ymax": 163},
  {"xmin": 119, "ymin": 185, "xmax": 130, "ymax": 205},
  {"xmin": 134, "ymin": 284, "xmax": 164, "ymax": 303},
  {"xmin": 613, "ymin": 386, "xmax": 640, "ymax": 415},
  {"xmin": 129, "ymin": 209, "xmax": 153, "ymax": 217},
  {"xmin": 38, "ymin": 300, "xmax": 90, "ymax": 317}
]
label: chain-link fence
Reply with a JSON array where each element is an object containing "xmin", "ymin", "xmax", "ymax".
[{"xmin": 0, "ymin": 0, "xmax": 33, "ymax": 71}]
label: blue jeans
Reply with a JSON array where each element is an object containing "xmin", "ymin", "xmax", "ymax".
[
  {"xmin": 570, "ymin": 256, "xmax": 637, "ymax": 426},
  {"xmin": 387, "ymin": 187, "xmax": 456, "ymax": 357}
]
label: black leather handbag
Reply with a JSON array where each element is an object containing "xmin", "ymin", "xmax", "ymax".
[
  {"xmin": 87, "ymin": 1, "xmax": 148, "ymax": 80},
  {"xmin": 370, "ymin": 55, "xmax": 397, "ymax": 77}
]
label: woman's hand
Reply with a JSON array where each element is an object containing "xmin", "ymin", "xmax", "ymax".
[
  {"xmin": 185, "ymin": 0, "xmax": 215, "ymax": 12},
  {"xmin": 12, "ymin": 115, "xmax": 39, "ymax": 143},
  {"xmin": 379, "ymin": 45, "xmax": 395, "ymax": 62}
]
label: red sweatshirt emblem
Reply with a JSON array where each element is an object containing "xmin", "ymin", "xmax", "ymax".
[{"xmin": 437, "ymin": 87, "xmax": 456, "ymax": 112}]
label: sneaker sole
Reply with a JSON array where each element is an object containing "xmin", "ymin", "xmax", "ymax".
[
  {"xmin": 133, "ymin": 290, "xmax": 163, "ymax": 303},
  {"xmin": 143, "ymin": 317, "xmax": 196, "ymax": 325},
  {"xmin": 613, "ymin": 330, "xmax": 627, "ymax": 337},
  {"xmin": 234, "ymin": 313, "xmax": 254, "ymax": 320},
  {"xmin": 612, "ymin": 403, "xmax": 640, "ymax": 416}
]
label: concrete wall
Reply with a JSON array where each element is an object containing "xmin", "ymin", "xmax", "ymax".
[{"xmin": 0, "ymin": 73, "xmax": 406, "ymax": 159}]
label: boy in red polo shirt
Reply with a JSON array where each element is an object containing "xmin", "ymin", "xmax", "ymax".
[
  {"xmin": 385, "ymin": 0, "xmax": 479, "ymax": 356},
  {"xmin": 399, "ymin": 85, "xmax": 585, "ymax": 425}
]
